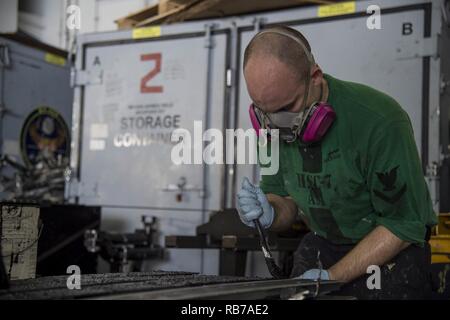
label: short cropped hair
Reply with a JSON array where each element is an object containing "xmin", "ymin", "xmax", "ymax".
[{"xmin": 243, "ymin": 25, "xmax": 313, "ymax": 81}]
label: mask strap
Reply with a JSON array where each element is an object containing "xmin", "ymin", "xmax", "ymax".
[
  {"xmin": 255, "ymin": 107, "xmax": 271, "ymax": 131},
  {"xmin": 291, "ymin": 71, "xmax": 313, "ymax": 138}
]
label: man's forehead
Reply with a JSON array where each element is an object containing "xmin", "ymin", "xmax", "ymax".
[
  {"xmin": 244, "ymin": 60, "xmax": 303, "ymax": 111},
  {"xmin": 251, "ymin": 84, "xmax": 295, "ymax": 108}
]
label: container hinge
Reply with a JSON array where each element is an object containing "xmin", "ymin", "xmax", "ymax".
[
  {"xmin": 395, "ymin": 36, "xmax": 439, "ymax": 60},
  {"xmin": 204, "ymin": 23, "xmax": 216, "ymax": 48},
  {"xmin": 0, "ymin": 44, "xmax": 10, "ymax": 68},
  {"xmin": 71, "ymin": 68, "xmax": 103, "ymax": 87},
  {"xmin": 226, "ymin": 68, "xmax": 233, "ymax": 87},
  {"xmin": 425, "ymin": 161, "xmax": 440, "ymax": 210},
  {"xmin": 426, "ymin": 161, "xmax": 440, "ymax": 177},
  {"xmin": 253, "ymin": 17, "xmax": 266, "ymax": 33}
]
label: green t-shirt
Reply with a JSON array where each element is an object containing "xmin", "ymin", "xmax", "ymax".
[{"xmin": 259, "ymin": 74, "xmax": 437, "ymax": 245}]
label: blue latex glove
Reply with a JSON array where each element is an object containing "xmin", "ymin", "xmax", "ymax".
[
  {"xmin": 299, "ymin": 269, "xmax": 330, "ymax": 280},
  {"xmin": 236, "ymin": 177, "xmax": 274, "ymax": 229}
]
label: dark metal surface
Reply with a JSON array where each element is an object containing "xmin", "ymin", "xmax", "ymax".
[
  {"xmin": 0, "ymin": 203, "xmax": 100, "ymax": 280},
  {"xmin": 36, "ymin": 204, "xmax": 101, "ymax": 276},
  {"xmin": 219, "ymin": 250, "xmax": 247, "ymax": 276},
  {"xmin": 0, "ymin": 271, "xmax": 263, "ymax": 300},
  {"xmin": 196, "ymin": 209, "xmax": 257, "ymax": 242},
  {"xmin": 0, "ymin": 270, "xmax": 343, "ymax": 300},
  {"xmin": 165, "ymin": 235, "xmax": 214, "ymax": 249},
  {"xmin": 93, "ymin": 278, "xmax": 343, "ymax": 300}
]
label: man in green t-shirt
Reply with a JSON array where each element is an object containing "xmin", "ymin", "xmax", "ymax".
[{"xmin": 237, "ymin": 26, "xmax": 437, "ymax": 299}]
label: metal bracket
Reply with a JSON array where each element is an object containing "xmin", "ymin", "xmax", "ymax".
[
  {"xmin": 395, "ymin": 36, "xmax": 439, "ymax": 60},
  {"xmin": 162, "ymin": 176, "xmax": 205, "ymax": 198},
  {"xmin": 253, "ymin": 17, "xmax": 266, "ymax": 33},
  {"xmin": 204, "ymin": 24, "xmax": 216, "ymax": 49},
  {"xmin": 71, "ymin": 68, "xmax": 103, "ymax": 87},
  {"xmin": 426, "ymin": 161, "xmax": 440, "ymax": 177},
  {"xmin": 226, "ymin": 68, "xmax": 233, "ymax": 87},
  {"xmin": 0, "ymin": 44, "xmax": 10, "ymax": 68},
  {"xmin": 425, "ymin": 161, "xmax": 440, "ymax": 210}
]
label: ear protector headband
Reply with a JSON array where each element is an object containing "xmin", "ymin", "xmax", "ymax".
[
  {"xmin": 248, "ymin": 27, "xmax": 336, "ymax": 144},
  {"xmin": 257, "ymin": 28, "xmax": 316, "ymax": 112}
]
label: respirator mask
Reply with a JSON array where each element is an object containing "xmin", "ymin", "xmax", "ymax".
[{"xmin": 248, "ymin": 28, "xmax": 336, "ymax": 144}]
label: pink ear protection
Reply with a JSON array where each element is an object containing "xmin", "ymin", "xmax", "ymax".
[{"xmin": 249, "ymin": 102, "xmax": 336, "ymax": 144}]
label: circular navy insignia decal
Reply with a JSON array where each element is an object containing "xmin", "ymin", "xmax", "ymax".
[{"xmin": 20, "ymin": 107, "xmax": 70, "ymax": 166}]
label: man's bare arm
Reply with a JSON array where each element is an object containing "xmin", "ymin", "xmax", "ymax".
[
  {"xmin": 266, "ymin": 194, "xmax": 298, "ymax": 232},
  {"xmin": 328, "ymin": 225, "xmax": 410, "ymax": 282}
]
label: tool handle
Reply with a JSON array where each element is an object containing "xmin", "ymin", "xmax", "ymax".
[
  {"xmin": 253, "ymin": 219, "xmax": 287, "ymax": 279},
  {"xmin": 254, "ymin": 219, "xmax": 272, "ymax": 257}
]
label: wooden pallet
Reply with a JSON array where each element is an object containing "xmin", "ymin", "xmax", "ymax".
[{"xmin": 116, "ymin": 0, "xmax": 337, "ymax": 29}]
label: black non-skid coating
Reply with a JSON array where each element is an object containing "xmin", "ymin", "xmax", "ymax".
[
  {"xmin": 0, "ymin": 271, "xmax": 263, "ymax": 300},
  {"xmin": 0, "ymin": 270, "xmax": 344, "ymax": 300}
]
